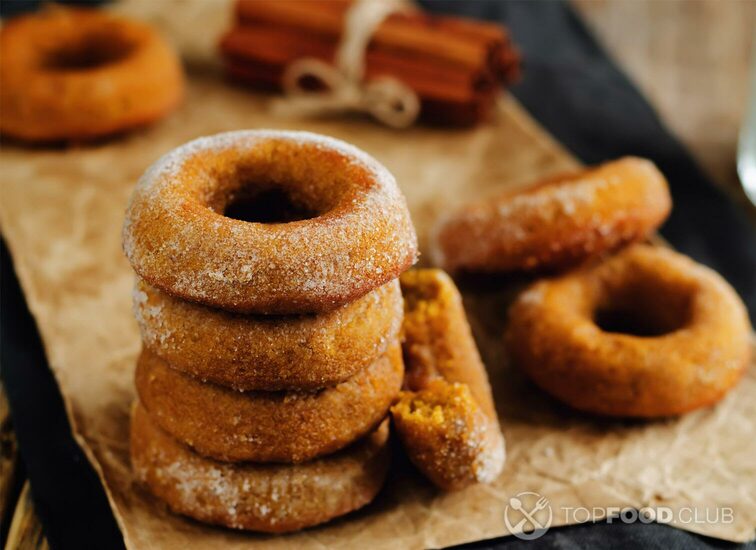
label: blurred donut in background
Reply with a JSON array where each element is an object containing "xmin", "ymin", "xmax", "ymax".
[{"xmin": 0, "ymin": 7, "xmax": 184, "ymax": 143}]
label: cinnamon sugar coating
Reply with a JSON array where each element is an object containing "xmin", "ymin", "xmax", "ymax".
[
  {"xmin": 131, "ymin": 404, "xmax": 391, "ymax": 533},
  {"xmin": 433, "ymin": 157, "xmax": 671, "ymax": 273},
  {"xmin": 506, "ymin": 244, "xmax": 752, "ymax": 417},
  {"xmin": 123, "ymin": 130, "xmax": 418, "ymax": 314},
  {"xmin": 0, "ymin": 7, "xmax": 183, "ymax": 143},
  {"xmin": 392, "ymin": 380, "xmax": 504, "ymax": 490},
  {"xmin": 136, "ymin": 345, "xmax": 403, "ymax": 463},
  {"xmin": 391, "ymin": 269, "xmax": 505, "ymax": 490},
  {"xmin": 134, "ymin": 278, "xmax": 402, "ymax": 391}
]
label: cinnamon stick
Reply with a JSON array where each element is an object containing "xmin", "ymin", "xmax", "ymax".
[
  {"xmin": 220, "ymin": 26, "xmax": 493, "ymax": 104},
  {"xmin": 235, "ymin": 0, "xmax": 504, "ymax": 77},
  {"xmin": 224, "ymin": 0, "xmax": 519, "ymax": 126},
  {"xmin": 310, "ymin": 0, "xmax": 519, "ymax": 80}
]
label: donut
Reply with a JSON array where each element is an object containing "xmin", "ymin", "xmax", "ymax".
[
  {"xmin": 432, "ymin": 157, "xmax": 671, "ymax": 273},
  {"xmin": 0, "ymin": 7, "xmax": 183, "ymax": 143},
  {"xmin": 122, "ymin": 130, "xmax": 418, "ymax": 314},
  {"xmin": 390, "ymin": 269, "xmax": 505, "ymax": 490},
  {"xmin": 133, "ymin": 277, "xmax": 402, "ymax": 391},
  {"xmin": 506, "ymin": 244, "xmax": 752, "ymax": 417},
  {"xmin": 135, "ymin": 345, "xmax": 403, "ymax": 463},
  {"xmin": 131, "ymin": 403, "xmax": 390, "ymax": 533}
]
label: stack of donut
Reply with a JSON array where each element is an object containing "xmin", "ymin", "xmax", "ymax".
[
  {"xmin": 122, "ymin": 130, "xmax": 417, "ymax": 532},
  {"xmin": 434, "ymin": 157, "xmax": 752, "ymax": 418}
]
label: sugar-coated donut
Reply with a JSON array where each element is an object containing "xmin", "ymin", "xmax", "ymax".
[
  {"xmin": 391, "ymin": 269, "xmax": 505, "ymax": 490},
  {"xmin": 135, "ymin": 345, "xmax": 403, "ymax": 463},
  {"xmin": 0, "ymin": 7, "xmax": 183, "ymax": 143},
  {"xmin": 131, "ymin": 404, "xmax": 390, "ymax": 533},
  {"xmin": 506, "ymin": 244, "xmax": 752, "ymax": 417},
  {"xmin": 123, "ymin": 130, "xmax": 418, "ymax": 314},
  {"xmin": 433, "ymin": 157, "xmax": 671, "ymax": 273},
  {"xmin": 133, "ymin": 277, "xmax": 402, "ymax": 391}
]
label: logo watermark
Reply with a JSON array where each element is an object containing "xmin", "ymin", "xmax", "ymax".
[
  {"xmin": 503, "ymin": 492, "xmax": 553, "ymax": 540},
  {"xmin": 504, "ymin": 491, "xmax": 735, "ymax": 540}
]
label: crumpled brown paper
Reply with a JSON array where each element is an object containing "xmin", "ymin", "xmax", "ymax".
[{"xmin": 0, "ymin": 1, "xmax": 754, "ymax": 546}]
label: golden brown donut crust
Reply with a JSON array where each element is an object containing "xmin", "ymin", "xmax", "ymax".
[
  {"xmin": 506, "ymin": 244, "xmax": 752, "ymax": 417},
  {"xmin": 123, "ymin": 131, "xmax": 418, "ymax": 314},
  {"xmin": 134, "ymin": 278, "xmax": 403, "ymax": 390},
  {"xmin": 0, "ymin": 7, "xmax": 184, "ymax": 143},
  {"xmin": 433, "ymin": 157, "xmax": 671, "ymax": 273},
  {"xmin": 135, "ymin": 345, "xmax": 403, "ymax": 463},
  {"xmin": 131, "ymin": 404, "xmax": 390, "ymax": 533},
  {"xmin": 391, "ymin": 269, "xmax": 505, "ymax": 490}
]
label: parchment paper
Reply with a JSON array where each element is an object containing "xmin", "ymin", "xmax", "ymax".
[{"xmin": 0, "ymin": 1, "xmax": 754, "ymax": 547}]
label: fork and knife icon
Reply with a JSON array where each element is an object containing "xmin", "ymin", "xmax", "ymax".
[{"xmin": 508, "ymin": 495, "xmax": 550, "ymax": 531}]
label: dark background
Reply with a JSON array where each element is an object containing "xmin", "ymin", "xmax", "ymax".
[{"xmin": 1, "ymin": 1, "xmax": 755, "ymax": 548}]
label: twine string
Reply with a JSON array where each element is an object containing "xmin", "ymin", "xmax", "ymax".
[{"xmin": 273, "ymin": 0, "xmax": 420, "ymax": 129}]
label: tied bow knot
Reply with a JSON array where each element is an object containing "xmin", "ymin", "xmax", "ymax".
[{"xmin": 272, "ymin": 0, "xmax": 420, "ymax": 129}]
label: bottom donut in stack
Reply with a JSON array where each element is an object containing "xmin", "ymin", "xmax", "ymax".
[
  {"xmin": 130, "ymin": 343, "xmax": 403, "ymax": 532},
  {"xmin": 131, "ymin": 405, "xmax": 391, "ymax": 533}
]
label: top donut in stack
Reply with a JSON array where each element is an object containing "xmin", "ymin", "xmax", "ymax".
[{"xmin": 122, "ymin": 130, "xmax": 417, "ymax": 532}]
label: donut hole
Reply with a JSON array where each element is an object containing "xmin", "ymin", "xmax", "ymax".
[
  {"xmin": 224, "ymin": 188, "xmax": 319, "ymax": 223},
  {"xmin": 593, "ymin": 278, "xmax": 693, "ymax": 337},
  {"xmin": 594, "ymin": 307, "xmax": 684, "ymax": 337},
  {"xmin": 43, "ymin": 31, "xmax": 135, "ymax": 71},
  {"xmin": 201, "ymin": 141, "xmax": 365, "ymax": 224}
]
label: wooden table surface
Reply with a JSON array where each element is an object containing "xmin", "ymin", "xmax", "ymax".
[{"xmin": 1, "ymin": 2, "xmax": 753, "ymax": 548}]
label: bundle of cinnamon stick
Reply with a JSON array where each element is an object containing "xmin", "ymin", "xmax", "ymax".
[{"xmin": 219, "ymin": 0, "xmax": 520, "ymax": 127}]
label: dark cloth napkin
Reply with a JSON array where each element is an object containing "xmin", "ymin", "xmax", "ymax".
[{"xmin": 2, "ymin": 1, "xmax": 754, "ymax": 549}]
